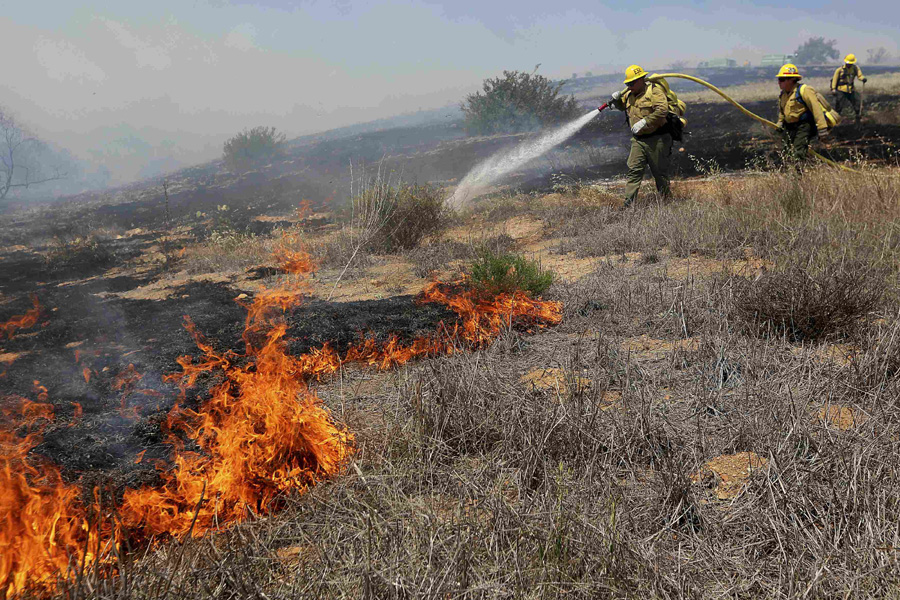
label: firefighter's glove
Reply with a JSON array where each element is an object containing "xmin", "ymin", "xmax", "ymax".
[
  {"xmin": 861, "ymin": 77, "xmax": 867, "ymax": 83},
  {"xmin": 631, "ymin": 118, "xmax": 647, "ymax": 135},
  {"xmin": 608, "ymin": 92, "xmax": 621, "ymax": 109}
]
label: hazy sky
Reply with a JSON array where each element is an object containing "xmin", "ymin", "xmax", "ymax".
[{"xmin": 1, "ymin": 0, "xmax": 897, "ymax": 183}]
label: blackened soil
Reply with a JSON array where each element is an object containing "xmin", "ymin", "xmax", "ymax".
[
  {"xmin": 284, "ymin": 296, "xmax": 457, "ymax": 356},
  {"xmin": 2, "ymin": 269, "xmax": 456, "ymax": 492}
]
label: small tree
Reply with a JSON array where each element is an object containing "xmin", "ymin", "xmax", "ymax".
[
  {"xmin": 794, "ymin": 37, "xmax": 840, "ymax": 65},
  {"xmin": 462, "ymin": 70, "xmax": 580, "ymax": 135},
  {"xmin": 0, "ymin": 107, "xmax": 64, "ymax": 200},
  {"xmin": 667, "ymin": 59, "xmax": 690, "ymax": 70},
  {"xmin": 223, "ymin": 126, "xmax": 286, "ymax": 173},
  {"xmin": 867, "ymin": 47, "xmax": 890, "ymax": 64}
]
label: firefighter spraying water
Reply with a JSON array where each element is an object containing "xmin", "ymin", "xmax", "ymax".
[
  {"xmin": 447, "ymin": 65, "xmax": 687, "ymax": 210},
  {"xmin": 448, "ymin": 62, "xmax": 862, "ymax": 212}
]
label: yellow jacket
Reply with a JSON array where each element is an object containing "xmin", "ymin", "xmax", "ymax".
[
  {"xmin": 777, "ymin": 83, "xmax": 828, "ymax": 132},
  {"xmin": 611, "ymin": 82, "xmax": 669, "ymax": 135},
  {"xmin": 831, "ymin": 65, "xmax": 865, "ymax": 93}
]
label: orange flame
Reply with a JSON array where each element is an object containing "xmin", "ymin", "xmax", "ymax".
[
  {"xmin": 1, "ymin": 295, "xmax": 42, "ymax": 340},
  {"xmin": 0, "ymin": 247, "xmax": 350, "ymax": 594},
  {"xmin": 0, "ymin": 398, "xmax": 100, "ymax": 596},
  {"xmin": 271, "ymin": 232, "xmax": 316, "ymax": 276},
  {"xmin": 120, "ymin": 253, "xmax": 353, "ymax": 538},
  {"xmin": 338, "ymin": 281, "xmax": 562, "ymax": 374},
  {"xmin": 0, "ymin": 242, "xmax": 561, "ymax": 594}
]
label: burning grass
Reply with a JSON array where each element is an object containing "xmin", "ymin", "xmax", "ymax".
[
  {"xmin": 1, "ymin": 296, "xmax": 42, "ymax": 339},
  {"xmin": 0, "ymin": 234, "xmax": 563, "ymax": 595},
  {"xmin": 0, "ymin": 250, "xmax": 356, "ymax": 596},
  {"xmin": 7, "ymin": 154, "xmax": 900, "ymax": 597}
]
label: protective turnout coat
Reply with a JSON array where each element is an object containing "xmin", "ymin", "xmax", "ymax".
[
  {"xmin": 611, "ymin": 82, "xmax": 669, "ymax": 136},
  {"xmin": 777, "ymin": 84, "xmax": 829, "ymax": 133},
  {"xmin": 831, "ymin": 64, "xmax": 865, "ymax": 93}
]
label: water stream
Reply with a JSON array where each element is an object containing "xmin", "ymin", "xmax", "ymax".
[{"xmin": 447, "ymin": 110, "xmax": 600, "ymax": 208}]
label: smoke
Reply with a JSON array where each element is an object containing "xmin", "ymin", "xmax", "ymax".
[{"xmin": 447, "ymin": 110, "xmax": 600, "ymax": 209}]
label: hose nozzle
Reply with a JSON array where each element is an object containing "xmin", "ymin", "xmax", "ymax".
[{"xmin": 597, "ymin": 102, "xmax": 609, "ymax": 113}]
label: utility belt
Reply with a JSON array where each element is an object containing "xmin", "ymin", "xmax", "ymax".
[
  {"xmin": 783, "ymin": 120, "xmax": 817, "ymax": 136},
  {"xmin": 633, "ymin": 125, "xmax": 671, "ymax": 140}
]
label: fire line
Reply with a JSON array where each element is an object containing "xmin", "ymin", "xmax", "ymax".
[{"xmin": 0, "ymin": 247, "xmax": 562, "ymax": 596}]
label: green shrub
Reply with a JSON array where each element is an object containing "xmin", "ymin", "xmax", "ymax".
[
  {"xmin": 469, "ymin": 250, "xmax": 554, "ymax": 296},
  {"xmin": 223, "ymin": 126, "xmax": 286, "ymax": 172},
  {"xmin": 462, "ymin": 70, "xmax": 580, "ymax": 135},
  {"xmin": 357, "ymin": 183, "xmax": 449, "ymax": 253}
]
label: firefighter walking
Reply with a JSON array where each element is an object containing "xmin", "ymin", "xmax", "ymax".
[
  {"xmin": 831, "ymin": 54, "xmax": 867, "ymax": 124},
  {"xmin": 608, "ymin": 64, "xmax": 672, "ymax": 207},
  {"xmin": 776, "ymin": 64, "xmax": 829, "ymax": 165}
]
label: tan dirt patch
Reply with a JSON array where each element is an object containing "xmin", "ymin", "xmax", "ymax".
[
  {"xmin": 274, "ymin": 545, "xmax": 313, "ymax": 567},
  {"xmin": 520, "ymin": 368, "xmax": 620, "ymax": 408},
  {"xmin": 305, "ymin": 257, "xmax": 425, "ymax": 302},
  {"xmin": 252, "ymin": 214, "xmax": 295, "ymax": 223},
  {"xmin": 502, "ymin": 216, "xmax": 544, "ymax": 242},
  {"xmin": 519, "ymin": 239, "xmax": 603, "ymax": 283},
  {"xmin": 0, "ymin": 352, "xmax": 27, "ymax": 365},
  {"xmin": 620, "ymin": 335, "xmax": 700, "ymax": 360},
  {"xmin": 664, "ymin": 249, "xmax": 771, "ymax": 280},
  {"xmin": 104, "ymin": 272, "xmax": 235, "ymax": 301},
  {"xmin": 817, "ymin": 405, "xmax": 867, "ymax": 430},
  {"xmin": 692, "ymin": 452, "xmax": 768, "ymax": 500},
  {"xmin": 442, "ymin": 215, "xmax": 545, "ymax": 245},
  {"xmin": 790, "ymin": 343, "xmax": 857, "ymax": 367},
  {"xmin": 521, "ymin": 367, "xmax": 592, "ymax": 395}
]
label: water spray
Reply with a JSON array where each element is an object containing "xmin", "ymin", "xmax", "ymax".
[{"xmin": 447, "ymin": 105, "xmax": 610, "ymax": 209}]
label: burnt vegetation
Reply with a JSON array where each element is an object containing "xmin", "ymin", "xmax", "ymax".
[
  {"xmin": 4, "ymin": 68, "xmax": 900, "ymax": 599},
  {"xmin": 5, "ymin": 161, "xmax": 898, "ymax": 599}
]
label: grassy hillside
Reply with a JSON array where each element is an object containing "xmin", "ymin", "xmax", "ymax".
[{"xmin": 3, "ymin": 70, "xmax": 900, "ymax": 598}]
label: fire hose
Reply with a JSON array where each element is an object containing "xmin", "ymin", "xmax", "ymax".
[{"xmin": 598, "ymin": 73, "xmax": 858, "ymax": 173}]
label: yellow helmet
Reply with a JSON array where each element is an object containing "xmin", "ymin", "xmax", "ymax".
[
  {"xmin": 776, "ymin": 63, "xmax": 802, "ymax": 78},
  {"xmin": 623, "ymin": 64, "xmax": 647, "ymax": 84},
  {"xmin": 844, "ymin": 53, "xmax": 857, "ymax": 64}
]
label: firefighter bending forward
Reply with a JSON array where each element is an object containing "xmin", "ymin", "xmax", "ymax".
[
  {"xmin": 831, "ymin": 53, "xmax": 867, "ymax": 124},
  {"xmin": 775, "ymin": 64, "xmax": 828, "ymax": 165},
  {"xmin": 608, "ymin": 64, "xmax": 672, "ymax": 207}
]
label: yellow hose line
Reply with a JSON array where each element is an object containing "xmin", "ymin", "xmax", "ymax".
[{"xmin": 656, "ymin": 72, "xmax": 859, "ymax": 173}]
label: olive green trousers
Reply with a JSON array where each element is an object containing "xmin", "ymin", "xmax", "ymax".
[
  {"xmin": 835, "ymin": 90, "xmax": 861, "ymax": 121},
  {"xmin": 624, "ymin": 133, "xmax": 672, "ymax": 206},
  {"xmin": 782, "ymin": 121, "xmax": 816, "ymax": 164}
]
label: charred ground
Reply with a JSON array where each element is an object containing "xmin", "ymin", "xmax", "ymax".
[{"xmin": 3, "ymin": 67, "xmax": 900, "ymax": 598}]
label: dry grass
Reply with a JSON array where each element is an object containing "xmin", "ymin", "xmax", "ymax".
[
  {"xmin": 179, "ymin": 230, "xmax": 275, "ymax": 274},
  {"xmin": 24, "ymin": 163, "xmax": 900, "ymax": 599}
]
